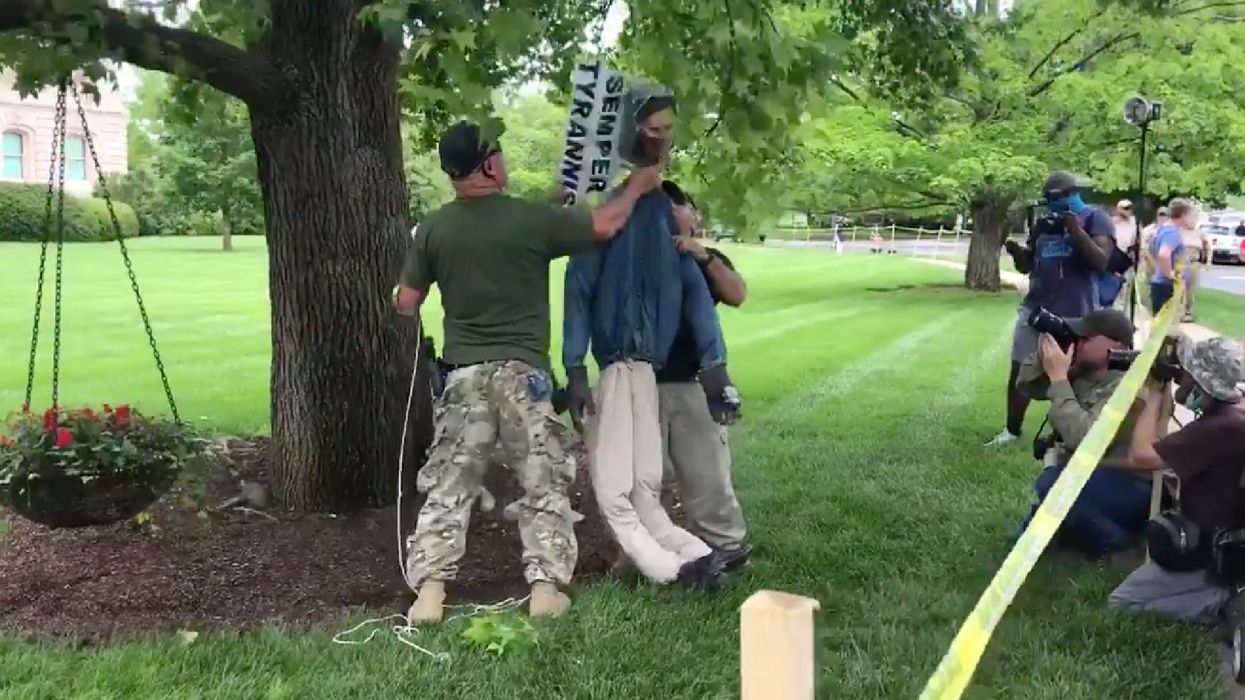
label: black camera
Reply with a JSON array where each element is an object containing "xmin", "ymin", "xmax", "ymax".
[
  {"xmin": 1106, "ymin": 336, "xmax": 1183, "ymax": 383},
  {"xmin": 1033, "ymin": 432, "xmax": 1060, "ymax": 461},
  {"xmin": 1028, "ymin": 307, "xmax": 1078, "ymax": 350},
  {"xmin": 1026, "ymin": 201, "xmax": 1065, "ymax": 237}
]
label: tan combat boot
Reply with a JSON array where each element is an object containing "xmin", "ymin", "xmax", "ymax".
[
  {"xmin": 529, "ymin": 582, "xmax": 571, "ymax": 619},
  {"xmin": 407, "ymin": 580, "xmax": 447, "ymax": 625}
]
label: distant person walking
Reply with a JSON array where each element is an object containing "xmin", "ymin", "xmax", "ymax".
[
  {"xmin": 1138, "ymin": 206, "xmax": 1171, "ymax": 311},
  {"xmin": 1148, "ymin": 199, "xmax": 1198, "ymax": 315},
  {"xmin": 1179, "ymin": 220, "xmax": 1210, "ymax": 322},
  {"xmin": 1108, "ymin": 200, "xmax": 1137, "ymax": 310}
]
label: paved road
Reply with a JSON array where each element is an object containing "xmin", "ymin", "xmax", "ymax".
[
  {"xmin": 1202, "ymin": 264, "xmax": 1245, "ymax": 295},
  {"xmin": 768, "ymin": 239, "xmax": 1245, "ymax": 297}
]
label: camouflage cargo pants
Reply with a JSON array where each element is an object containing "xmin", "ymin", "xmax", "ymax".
[{"xmin": 405, "ymin": 360, "xmax": 578, "ymax": 587}]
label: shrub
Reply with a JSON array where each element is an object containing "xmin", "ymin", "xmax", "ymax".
[
  {"xmin": 82, "ymin": 197, "xmax": 141, "ymax": 240},
  {"xmin": 0, "ymin": 182, "xmax": 139, "ymax": 242}
]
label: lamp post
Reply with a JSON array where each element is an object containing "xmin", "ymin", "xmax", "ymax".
[{"xmin": 1122, "ymin": 95, "xmax": 1163, "ymax": 324}]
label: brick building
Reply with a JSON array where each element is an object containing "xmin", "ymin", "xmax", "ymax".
[{"xmin": 0, "ymin": 72, "xmax": 127, "ymax": 196}]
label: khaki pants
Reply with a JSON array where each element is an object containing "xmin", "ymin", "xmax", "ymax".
[
  {"xmin": 658, "ymin": 382, "xmax": 747, "ymax": 548},
  {"xmin": 587, "ymin": 361, "xmax": 711, "ymax": 582},
  {"xmin": 1183, "ymin": 265, "xmax": 1200, "ymax": 315}
]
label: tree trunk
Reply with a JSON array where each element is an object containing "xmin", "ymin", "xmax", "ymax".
[
  {"xmin": 248, "ymin": 1, "xmax": 432, "ymax": 511},
  {"xmin": 964, "ymin": 194, "xmax": 1013, "ymax": 292},
  {"xmin": 220, "ymin": 207, "xmax": 233, "ymax": 252}
]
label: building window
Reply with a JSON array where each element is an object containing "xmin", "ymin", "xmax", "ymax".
[
  {"xmin": 2, "ymin": 131, "xmax": 24, "ymax": 180},
  {"xmin": 65, "ymin": 136, "xmax": 87, "ymax": 182}
]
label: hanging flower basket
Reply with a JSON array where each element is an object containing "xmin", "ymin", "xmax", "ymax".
[{"xmin": 0, "ymin": 405, "xmax": 202, "ymax": 528}]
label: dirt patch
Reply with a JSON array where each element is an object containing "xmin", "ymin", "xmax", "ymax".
[
  {"xmin": 865, "ymin": 283, "xmax": 965, "ymax": 294},
  {"xmin": 0, "ymin": 438, "xmax": 617, "ymax": 643}
]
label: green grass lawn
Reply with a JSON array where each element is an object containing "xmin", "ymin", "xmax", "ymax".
[{"xmin": 0, "ymin": 238, "xmax": 1225, "ymax": 699}]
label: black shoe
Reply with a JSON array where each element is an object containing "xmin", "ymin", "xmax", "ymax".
[
  {"xmin": 677, "ymin": 553, "xmax": 726, "ymax": 591},
  {"xmin": 715, "ymin": 543, "xmax": 752, "ymax": 573}
]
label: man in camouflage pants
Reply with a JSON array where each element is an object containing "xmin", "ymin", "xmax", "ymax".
[{"xmin": 394, "ymin": 119, "xmax": 658, "ymax": 624}]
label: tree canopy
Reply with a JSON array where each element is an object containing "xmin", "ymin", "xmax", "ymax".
[{"xmin": 738, "ymin": 0, "xmax": 1245, "ymax": 289}]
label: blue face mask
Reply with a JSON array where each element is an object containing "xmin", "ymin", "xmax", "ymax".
[
  {"xmin": 1048, "ymin": 193, "xmax": 1087, "ymax": 215},
  {"xmin": 1183, "ymin": 387, "xmax": 1205, "ymax": 414}
]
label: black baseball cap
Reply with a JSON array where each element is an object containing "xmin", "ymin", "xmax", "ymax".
[
  {"xmin": 1068, "ymin": 309, "xmax": 1134, "ymax": 347},
  {"xmin": 1043, "ymin": 170, "xmax": 1091, "ymax": 197},
  {"xmin": 438, "ymin": 118, "xmax": 506, "ymax": 179}
]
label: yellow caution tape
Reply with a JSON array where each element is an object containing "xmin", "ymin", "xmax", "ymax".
[{"xmin": 919, "ymin": 274, "xmax": 1185, "ymax": 700}]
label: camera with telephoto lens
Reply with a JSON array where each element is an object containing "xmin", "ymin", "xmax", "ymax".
[
  {"xmin": 1028, "ymin": 307, "xmax": 1078, "ymax": 350},
  {"xmin": 1106, "ymin": 336, "xmax": 1183, "ymax": 383}
]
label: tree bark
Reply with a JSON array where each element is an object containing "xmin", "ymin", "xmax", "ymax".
[
  {"xmin": 964, "ymin": 194, "xmax": 1013, "ymax": 292},
  {"xmin": 220, "ymin": 207, "xmax": 233, "ymax": 252},
  {"xmin": 248, "ymin": 1, "xmax": 431, "ymax": 510}
]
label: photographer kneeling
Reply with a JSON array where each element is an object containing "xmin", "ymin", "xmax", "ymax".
[
  {"xmin": 1108, "ymin": 337, "xmax": 1245, "ymax": 626},
  {"xmin": 1014, "ymin": 308, "xmax": 1150, "ymax": 556}
]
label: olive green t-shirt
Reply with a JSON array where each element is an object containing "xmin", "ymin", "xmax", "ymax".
[{"xmin": 401, "ymin": 194, "xmax": 596, "ymax": 370}]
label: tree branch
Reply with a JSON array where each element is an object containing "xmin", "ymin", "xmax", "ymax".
[
  {"xmin": 836, "ymin": 197, "xmax": 952, "ymax": 214},
  {"xmin": 1027, "ymin": 31, "xmax": 1140, "ymax": 98},
  {"xmin": 0, "ymin": 0, "xmax": 287, "ymax": 107},
  {"xmin": 828, "ymin": 74, "xmax": 862, "ymax": 103},
  {"xmin": 1171, "ymin": 1, "xmax": 1245, "ymax": 17},
  {"xmin": 1026, "ymin": 6, "xmax": 1108, "ymax": 80}
]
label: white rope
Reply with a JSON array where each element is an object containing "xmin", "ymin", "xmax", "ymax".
[
  {"xmin": 330, "ymin": 613, "xmax": 449, "ymax": 662},
  {"xmin": 396, "ymin": 315, "xmax": 423, "ymax": 591}
]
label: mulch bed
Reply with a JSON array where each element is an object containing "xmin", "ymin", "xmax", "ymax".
[{"xmin": 0, "ymin": 438, "xmax": 622, "ymax": 643}]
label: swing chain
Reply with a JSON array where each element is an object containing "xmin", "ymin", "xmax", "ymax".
[
  {"xmin": 68, "ymin": 82, "xmax": 181, "ymax": 424},
  {"xmin": 23, "ymin": 80, "xmax": 180, "ymax": 424},
  {"xmin": 23, "ymin": 84, "xmax": 67, "ymax": 411}
]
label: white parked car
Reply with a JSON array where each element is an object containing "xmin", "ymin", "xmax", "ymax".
[{"xmin": 1205, "ymin": 224, "xmax": 1245, "ymax": 265}]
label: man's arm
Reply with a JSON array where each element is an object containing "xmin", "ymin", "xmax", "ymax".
[
  {"xmin": 562, "ymin": 250, "xmax": 601, "ymax": 372},
  {"xmin": 679, "ymin": 254, "xmax": 727, "ymax": 369},
  {"xmin": 1156, "ymin": 243, "xmax": 1176, "ymax": 279},
  {"xmin": 702, "ymin": 251, "xmax": 746, "ymax": 307},
  {"xmin": 395, "ymin": 225, "xmax": 433, "ymax": 316},
  {"xmin": 676, "ymin": 242, "xmax": 746, "ymax": 307},
  {"xmin": 587, "ymin": 167, "xmax": 661, "ymax": 241},
  {"xmin": 1046, "ymin": 380, "xmax": 1099, "ymax": 449},
  {"xmin": 1127, "ymin": 385, "xmax": 1174, "ymax": 472},
  {"xmin": 1064, "ymin": 211, "xmax": 1113, "ymax": 272}
]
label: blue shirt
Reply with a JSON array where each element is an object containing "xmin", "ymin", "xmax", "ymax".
[
  {"xmin": 1149, "ymin": 224, "xmax": 1184, "ymax": 284},
  {"xmin": 1022, "ymin": 207, "xmax": 1115, "ymax": 319},
  {"xmin": 562, "ymin": 190, "xmax": 726, "ymax": 373}
]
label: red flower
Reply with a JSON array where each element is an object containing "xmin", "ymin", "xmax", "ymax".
[
  {"xmin": 0, "ymin": 435, "xmax": 12, "ymax": 447},
  {"xmin": 102, "ymin": 404, "xmax": 112, "ymax": 413},
  {"xmin": 53, "ymin": 427, "xmax": 73, "ymax": 448},
  {"xmin": 81, "ymin": 407, "xmax": 98, "ymax": 422},
  {"xmin": 43, "ymin": 408, "xmax": 57, "ymax": 433},
  {"xmin": 114, "ymin": 405, "xmax": 131, "ymax": 428}
]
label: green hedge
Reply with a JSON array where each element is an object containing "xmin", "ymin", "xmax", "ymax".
[{"xmin": 0, "ymin": 182, "xmax": 139, "ymax": 242}]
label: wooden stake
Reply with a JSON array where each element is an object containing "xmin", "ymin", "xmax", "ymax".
[{"xmin": 740, "ymin": 590, "xmax": 821, "ymax": 700}]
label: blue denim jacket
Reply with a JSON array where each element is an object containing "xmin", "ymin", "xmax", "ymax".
[{"xmin": 562, "ymin": 190, "xmax": 726, "ymax": 373}]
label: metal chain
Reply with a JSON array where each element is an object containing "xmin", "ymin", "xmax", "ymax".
[
  {"xmin": 69, "ymin": 82, "xmax": 181, "ymax": 423},
  {"xmin": 23, "ymin": 85, "xmax": 66, "ymax": 411},
  {"xmin": 51, "ymin": 84, "xmax": 67, "ymax": 411}
]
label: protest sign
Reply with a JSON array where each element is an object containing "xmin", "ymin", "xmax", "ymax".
[{"xmin": 560, "ymin": 59, "xmax": 626, "ymax": 206}]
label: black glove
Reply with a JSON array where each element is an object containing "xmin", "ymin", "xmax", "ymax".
[
  {"xmin": 551, "ymin": 377, "xmax": 570, "ymax": 415},
  {"xmin": 566, "ymin": 366, "xmax": 595, "ymax": 432},
  {"xmin": 699, "ymin": 364, "xmax": 741, "ymax": 425}
]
